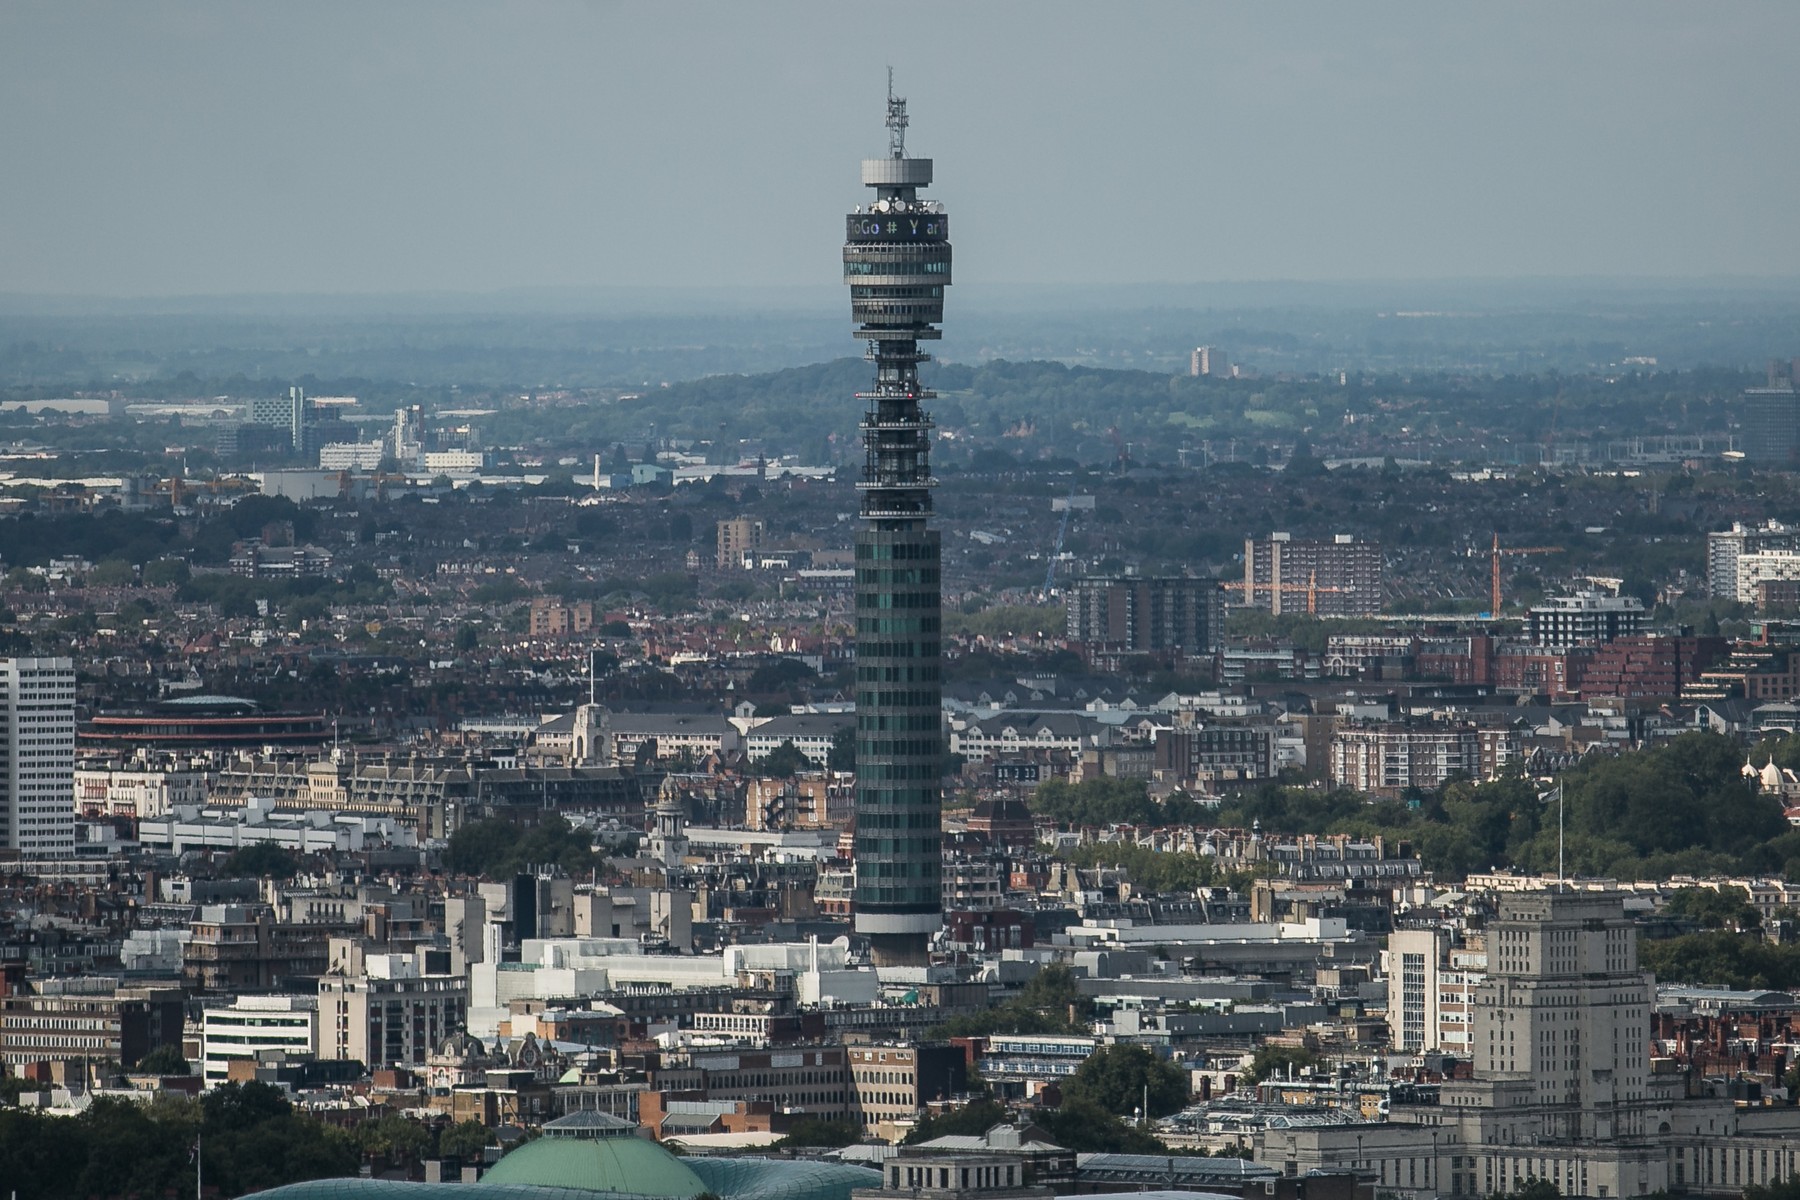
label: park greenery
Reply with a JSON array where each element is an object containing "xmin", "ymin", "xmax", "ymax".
[
  {"xmin": 446, "ymin": 814, "xmax": 602, "ymax": 879},
  {"xmin": 220, "ymin": 842, "xmax": 301, "ymax": 880},
  {"xmin": 1639, "ymin": 932, "xmax": 1800, "ymax": 992},
  {"xmin": 1662, "ymin": 886, "xmax": 1763, "ymax": 932},
  {"xmin": 1060, "ymin": 1043, "xmax": 1190, "ymax": 1120},
  {"xmin": 0, "ymin": 1082, "xmax": 358, "ymax": 1200},
  {"xmin": 1028, "ymin": 733, "xmax": 1800, "ymax": 884}
]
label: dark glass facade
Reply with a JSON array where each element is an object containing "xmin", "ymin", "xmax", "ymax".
[{"xmin": 844, "ymin": 87, "xmax": 951, "ymax": 965}]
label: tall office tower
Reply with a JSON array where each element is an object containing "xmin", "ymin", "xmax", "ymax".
[
  {"xmin": 0, "ymin": 658, "xmax": 76, "ymax": 857},
  {"xmin": 1743, "ymin": 385, "xmax": 1800, "ymax": 465},
  {"xmin": 289, "ymin": 385, "xmax": 308, "ymax": 451},
  {"xmin": 843, "ymin": 77, "xmax": 951, "ymax": 966}
]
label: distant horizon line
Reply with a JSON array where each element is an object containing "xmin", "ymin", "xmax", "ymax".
[{"xmin": 7, "ymin": 273, "xmax": 1800, "ymax": 316}]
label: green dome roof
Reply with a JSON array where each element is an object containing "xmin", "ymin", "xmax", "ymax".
[{"xmin": 481, "ymin": 1135, "xmax": 707, "ymax": 1197}]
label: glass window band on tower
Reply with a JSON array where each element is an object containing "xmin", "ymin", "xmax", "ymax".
[{"xmin": 845, "ymin": 77, "xmax": 949, "ymax": 966}]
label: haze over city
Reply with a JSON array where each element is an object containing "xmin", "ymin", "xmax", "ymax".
[{"xmin": 4, "ymin": 1, "xmax": 1800, "ymax": 299}]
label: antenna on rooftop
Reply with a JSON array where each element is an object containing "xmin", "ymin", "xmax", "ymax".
[{"xmin": 886, "ymin": 67, "xmax": 908, "ymax": 158}]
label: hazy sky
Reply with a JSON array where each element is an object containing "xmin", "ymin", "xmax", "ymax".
[{"xmin": 3, "ymin": 2, "xmax": 1798, "ymax": 297}]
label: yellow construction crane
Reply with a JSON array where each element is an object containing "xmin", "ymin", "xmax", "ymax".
[
  {"xmin": 1490, "ymin": 533, "xmax": 1563, "ymax": 617},
  {"xmin": 1224, "ymin": 570, "xmax": 1346, "ymax": 616}
]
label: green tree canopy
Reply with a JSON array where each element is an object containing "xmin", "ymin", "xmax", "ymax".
[
  {"xmin": 755, "ymin": 740, "xmax": 813, "ymax": 779},
  {"xmin": 1061, "ymin": 1044, "xmax": 1189, "ymax": 1119},
  {"xmin": 903, "ymin": 1099, "xmax": 1010, "ymax": 1145},
  {"xmin": 134, "ymin": 1043, "xmax": 192, "ymax": 1074},
  {"xmin": 220, "ymin": 841, "xmax": 300, "ymax": 880},
  {"xmin": 1033, "ymin": 1098, "xmax": 1167, "ymax": 1154},
  {"xmin": 1665, "ymin": 886, "xmax": 1762, "ymax": 931},
  {"xmin": 773, "ymin": 1117, "xmax": 861, "ymax": 1149},
  {"xmin": 1242, "ymin": 1044, "xmax": 1323, "ymax": 1086},
  {"xmin": 437, "ymin": 1120, "xmax": 491, "ymax": 1161},
  {"xmin": 933, "ymin": 963, "xmax": 1092, "ymax": 1039},
  {"xmin": 446, "ymin": 814, "xmax": 601, "ymax": 879}
]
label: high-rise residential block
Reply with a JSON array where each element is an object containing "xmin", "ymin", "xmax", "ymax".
[
  {"xmin": 0, "ymin": 657, "xmax": 76, "ymax": 857},
  {"xmin": 1525, "ymin": 590, "xmax": 1645, "ymax": 650},
  {"xmin": 1065, "ymin": 574, "xmax": 1221, "ymax": 656},
  {"xmin": 1242, "ymin": 533, "xmax": 1383, "ymax": 616}
]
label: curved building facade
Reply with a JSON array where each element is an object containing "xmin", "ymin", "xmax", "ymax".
[{"xmin": 844, "ymin": 78, "xmax": 951, "ymax": 966}]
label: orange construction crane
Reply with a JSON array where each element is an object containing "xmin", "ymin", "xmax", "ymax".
[
  {"xmin": 1224, "ymin": 570, "xmax": 1346, "ymax": 616},
  {"xmin": 1490, "ymin": 533, "xmax": 1563, "ymax": 617}
]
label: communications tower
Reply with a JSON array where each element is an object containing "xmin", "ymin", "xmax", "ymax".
[{"xmin": 844, "ymin": 76, "xmax": 951, "ymax": 966}]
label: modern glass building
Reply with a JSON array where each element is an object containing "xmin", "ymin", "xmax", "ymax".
[{"xmin": 843, "ymin": 78, "xmax": 952, "ymax": 966}]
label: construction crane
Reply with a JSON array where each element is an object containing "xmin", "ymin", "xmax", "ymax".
[
  {"xmin": 1490, "ymin": 533, "xmax": 1563, "ymax": 617},
  {"xmin": 1042, "ymin": 484, "xmax": 1076, "ymax": 599},
  {"xmin": 1223, "ymin": 570, "xmax": 1346, "ymax": 616}
]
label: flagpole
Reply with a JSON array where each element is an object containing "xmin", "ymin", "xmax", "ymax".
[
  {"xmin": 1557, "ymin": 776, "xmax": 1566, "ymax": 893},
  {"xmin": 197, "ymin": 1130, "xmax": 202, "ymax": 1200}
]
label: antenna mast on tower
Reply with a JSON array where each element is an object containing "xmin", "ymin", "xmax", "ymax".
[{"xmin": 886, "ymin": 68, "xmax": 908, "ymax": 158}]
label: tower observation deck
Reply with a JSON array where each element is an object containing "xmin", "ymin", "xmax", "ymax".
[{"xmin": 844, "ymin": 76, "xmax": 950, "ymax": 967}]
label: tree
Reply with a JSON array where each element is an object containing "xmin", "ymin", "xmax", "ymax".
[
  {"xmin": 438, "ymin": 1119, "xmax": 491, "ymax": 1160},
  {"xmin": 358, "ymin": 1113, "xmax": 431, "ymax": 1161},
  {"xmin": 904, "ymin": 1099, "xmax": 1009, "ymax": 1145},
  {"xmin": 756, "ymin": 740, "xmax": 812, "ymax": 778},
  {"xmin": 202, "ymin": 1080, "xmax": 294, "ymax": 1131},
  {"xmin": 1489, "ymin": 1179, "xmax": 1562, "ymax": 1200},
  {"xmin": 455, "ymin": 625, "xmax": 480, "ymax": 652},
  {"xmin": 933, "ymin": 963, "xmax": 1091, "ymax": 1038},
  {"xmin": 828, "ymin": 724, "xmax": 855, "ymax": 772},
  {"xmin": 773, "ymin": 1117, "xmax": 861, "ymax": 1149},
  {"xmin": 447, "ymin": 814, "xmax": 600, "ymax": 879},
  {"xmin": 221, "ymin": 841, "xmax": 300, "ymax": 880},
  {"xmin": 1029, "ymin": 777, "xmax": 1161, "ymax": 827},
  {"xmin": 1665, "ymin": 886, "xmax": 1762, "ymax": 932},
  {"xmin": 1242, "ymin": 1044, "xmax": 1322, "ymax": 1086},
  {"xmin": 1748, "ymin": 1171, "xmax": 1800, "ymax": 1200},
  {"xmin": 134, "ymin": 1043, "xmax": 192, "ymax": 1074},
  {"xmin": 1061, "ymin": 1044, "xmax": 1188, "ymax": 1119},
  {"xmin": 86, "ymin": 559, "xmax": 136, "ymax": 587},
  {"xmin": 1034, "ymin": 1098, "xmax": 1167, "ymax": 1154}
]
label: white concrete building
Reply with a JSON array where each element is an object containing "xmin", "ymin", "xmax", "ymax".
[
  {"xmin": 318, "ymin": 441, "xmax": 385, "ymax": 471},
  {"xmin": 422, "ymin": 450, "xmax": 487, "ymax": 475},
  {"xmin": 0, "ymin": 657, "xmax": 76, "ymax": 857},
  {"xmin": 464, "ymin": 933, "xmax": 876, "ymax": 1040},
  {"xmin": 136, "ymin": 797, "xmax": 414, "ymax": 854},
  {"xmin": 201, "ymin": 995, "xmax": 318, "ymax": 1088},
  {"xmin": 1383, "ymin": 928, "xmax": 1486, "ymax": 1054}
]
